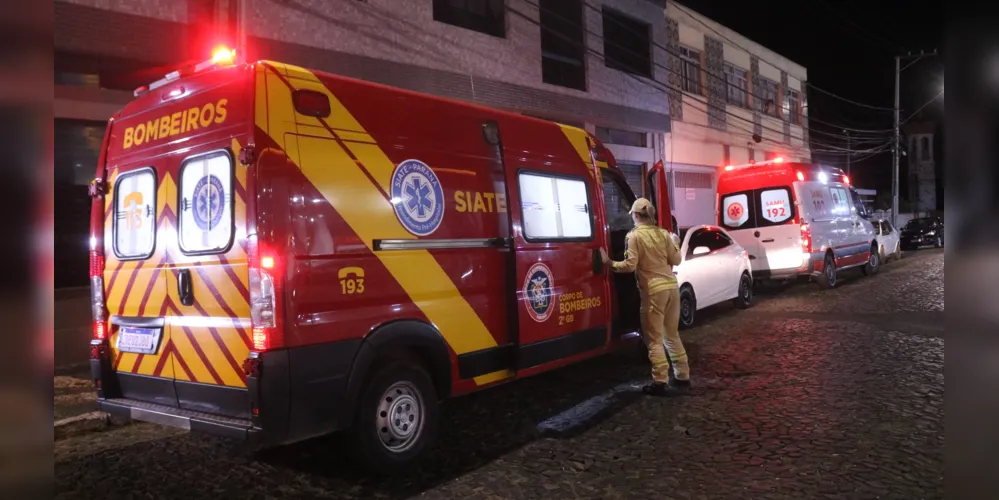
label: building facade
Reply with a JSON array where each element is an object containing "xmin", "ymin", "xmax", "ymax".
[
  {"xmin": 663, "ymin": 2, "xmax": 811, "ymax": 227},
  {"xmin": 54, "ymin": 0, "xmax": 672, "ymax": 286},
  {"xmin": 904, "ymin": 121, "xmax": 939, "ymax": 214}
]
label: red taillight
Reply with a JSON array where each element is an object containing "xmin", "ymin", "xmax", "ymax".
[
  {"xmin": 89, "ymin": 251, "xmax": 104, "ymax": 279},
  {"xmin": 843, "ymin": 175, "xmax": 850, "ymax": 185},
  {"xmin": 796, "ymin": 171, "xmax": 805, "ymax": 181},
  {"xmin": 248, "ymin": 237, "xmax": 284, "ymax": 352},
  {"xmin": 800, "ymin": 223, "xmax": 812, "ymax": 253},
  {"xmin": 94, "ymin": 320, "xmax": 107, "ymax": 341}
]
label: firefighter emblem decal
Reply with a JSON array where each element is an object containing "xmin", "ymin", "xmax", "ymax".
[
  {"xmin": 523, "ymin": 262, "xmax": 555, "ymax": 322},
  {"xmin": 193, "ymin": 174, "xmax": 225, "ymax": 231},
  {"xmin": 391, "ymin": 159, "xmax": 445, "ymax": 236}
]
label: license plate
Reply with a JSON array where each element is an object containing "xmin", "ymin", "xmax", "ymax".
[{"xmin": 117, "ymin": 326, "xmax": 162, "ymax": 355}]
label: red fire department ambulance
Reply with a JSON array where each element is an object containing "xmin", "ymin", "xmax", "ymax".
[{"xmin": 87, "ymin": 48, "xmax": 673, "ymax": 471}]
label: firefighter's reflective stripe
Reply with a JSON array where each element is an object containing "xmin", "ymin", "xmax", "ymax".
[{"xmin": 254, "ymin": 62, "xmax": 512, "ymax": 386}]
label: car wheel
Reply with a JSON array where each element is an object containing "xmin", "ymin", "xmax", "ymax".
[
  {"xmin": 733, "ymin": 273, "xmax": 752, "ymax": 309},
  {"xmin": 894, "ymin": 245, "xmax": 902, "ymax": 260},
  {"xmin": 817, "ymin": 252, "xmax": 837, "ymax": 289},
  {"xmin": 863, "ymin": 243, "xmax": 880, "ymax": 276},
  {"xmin": 349, "ymin": 360, "xmax": 439, "ymax": 474},
  {"xmin": 679, "ymin": 286, "xmax": 696, "ymax": 329}
]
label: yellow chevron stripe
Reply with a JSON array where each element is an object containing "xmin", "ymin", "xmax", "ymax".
[{"xmin": 257, "ymin": 62, "xmax": 512, "ymax": 386}]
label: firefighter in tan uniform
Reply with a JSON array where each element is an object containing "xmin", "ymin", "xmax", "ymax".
[{"xmin": 600, "ymin": 198, "xmax": 690, "ymax": 397}]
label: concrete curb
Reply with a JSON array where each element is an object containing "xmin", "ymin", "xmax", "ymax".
[{"xmin": 54, "ymin": 411, "xmax": 111, "ymax": 440}]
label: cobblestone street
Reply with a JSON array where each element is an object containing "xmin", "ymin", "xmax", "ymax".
[{"xmin": 55, "ymin": 249, "xmax": 944, "ymax": 500}]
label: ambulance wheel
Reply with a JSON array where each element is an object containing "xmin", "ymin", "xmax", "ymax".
[
  {"xmin": 817, "ymin": 253, "xmax": 837, "ymax": 289},
  {"xmin": 733, "ymin": 273, "xmax": 753, "ymax": 309},
  {"xmin": 862, "ymin": 243, "xmax": 880, "ymax": 276},
  {"xmin": 350, "ymin": 360, "xmax": 439, "ymax": 474},
  {"xmin": 679, "ymin": 286, "xmax": 696, "ymax": 330}
]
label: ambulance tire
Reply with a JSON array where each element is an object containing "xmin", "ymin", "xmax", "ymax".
[
  {"xmin": 862, "ymin": 242, "xmax": 880, "ymax": 276},
  {"xmin": 817, "ymin": 252, "xmax": 837, "ymax": 289},
  {"xmin": 349, "ymin": 360, "xmax": 439, "ymax": 474}
]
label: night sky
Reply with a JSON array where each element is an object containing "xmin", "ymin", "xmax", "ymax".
[{"xmin": 676, "ymin": 0, "xmax": 944, "ymax": 201}]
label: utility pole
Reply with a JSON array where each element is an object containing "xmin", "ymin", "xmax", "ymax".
[
  {"xmin": 893, "ymin": 49, "xmax": 939, "ymax": 226},
  {"xmin": 844, "ymin": 129, "xmax": 851, "ymax": 177}
]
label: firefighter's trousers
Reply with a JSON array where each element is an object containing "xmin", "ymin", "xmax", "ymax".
[{"xmin": 640, "ymin": 288, "xmax": 689, "ymax": 383}]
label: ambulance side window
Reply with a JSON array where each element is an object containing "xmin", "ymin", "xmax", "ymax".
[
  {"xmin": 518, "ymin": 171, "xmax": 593, "ymax": 241},
  {"xmin": 178, "ymin": 151, "xmax": 235, "ymax": 254},
  {"xmin": 113, "ymin": 167, "xmax": 157, "ymax": 260},
  {"xmin": 602, "ymin": 176, "xmax": 634, "ymax": 232}
]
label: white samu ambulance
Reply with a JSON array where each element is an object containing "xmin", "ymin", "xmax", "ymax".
[{"xmin": 716, "ymin": 158, "xmax": 879, "ymax": 288}]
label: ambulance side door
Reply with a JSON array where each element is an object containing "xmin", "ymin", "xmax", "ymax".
[{"xmin": 508, "ymin": 166, "xmax": 611, "ymax": 376}]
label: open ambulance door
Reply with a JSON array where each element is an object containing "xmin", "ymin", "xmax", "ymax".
[{"xmin": 646, "ymin": 160, "xmax": 676, "ymax": 233}]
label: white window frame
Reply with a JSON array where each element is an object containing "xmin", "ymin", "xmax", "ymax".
[
  {"xmin": 518, "ymin": 171, "xmax": 594, "ymax": 241},
  {"xmin": 784, "ymin": 89, "xmax": 801, "ymax": 125},
  {"xmin": 178, "ymin": 150, "xmax": 236, "ymax": 255},
  {"xmin": 723, "ymin": 63, "xmax": 748, "ymax": 107},
  {"xmin": 112, "ymin": 167, "xmax": 158, "ymax": 260},
  {"xmin": 679, "ymin": 46, "xmax": 702, "ymax": 95}
]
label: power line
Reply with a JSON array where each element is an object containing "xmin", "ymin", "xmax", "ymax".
[
  {"xmin": 670, "ymin": 1, "xmax": 898, "ymax": 116},
  {"xmin": 588, "ymin": 0, "xmax": 896, "ymax": 136},
  {"xmin": 506, "ymin": 4, "xmax": 814, "ymax": 155},
  {"xmin": 524, "ymin": 0, "xmax": 889, "ymax": 144},
  {"xmin": 899, "ymin": 90, "xmax": 945, "ymax": 126},
  {"xmin": 813, "ymin": 0, "xmax": 907, "ymax": 53}
]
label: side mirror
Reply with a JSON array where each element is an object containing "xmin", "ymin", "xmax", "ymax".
[{"xmin": 692, "ymin": 246, "xmax": 710, "ymax": 256}]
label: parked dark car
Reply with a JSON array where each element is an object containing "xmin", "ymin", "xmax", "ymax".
[{"xmin": 900, "ymin": 217, "xmax": 945, "ymax": 250}]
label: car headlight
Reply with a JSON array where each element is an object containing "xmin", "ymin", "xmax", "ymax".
[{"xmin": 925, "ymin": 231, "xmax": 936, "ymax": 236}]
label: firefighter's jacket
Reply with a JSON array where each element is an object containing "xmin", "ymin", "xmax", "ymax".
[{"xmin": 611, "ymin": 223, "xmax": 682, "ymax": 294}]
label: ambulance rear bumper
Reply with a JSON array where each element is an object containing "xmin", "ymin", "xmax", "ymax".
[{"xmin": 99, "ymin": 397, "xmax": 258, "ymax": 441}]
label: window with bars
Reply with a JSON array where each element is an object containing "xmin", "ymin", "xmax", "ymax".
[
  {"xmin": 679, "ymin": 46, "xmax": 701, "ymax": 94},
  {"xmin": 540, "ymin": 0, "xmax": 585, "ymax": 90},
  {"xmin": 757, "ymin": 77, "xmax": 780, "ymax": 118},
  {"xmin": 595, "ymin": 126, "xmax": 647, "ymax": 148},
  {"xmin": 784, "ymin": 88, "xmax": 801, "ymax": 125},
  {"xmin": 723, "ymin": 63, "xmax": 748, "ymax": 107},
  {"xmin": 433, "ymin": 0, "xmax": 506, "ymax": 38},
  {"xmin": 603, "ymin": 8, "xmax": 652, "ymax": 78}
]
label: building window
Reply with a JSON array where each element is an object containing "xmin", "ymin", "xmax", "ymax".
[
  {"xmin": 433, "ymin": 0, "xmax": 506, "ymax": 38},
  {"xmin": 756, "ymin": 77, "xmax": 780, "ymax": 118},
  {"xmin": 784, "ymin": 88, "xmax": 801, "ymax": 125},
  {"xmin": 678, "ymin": 46, "xmax": 701, "ymax": 94},
  {"xmin": 595, "ymin": 126, "xmax": 647, "ymax": 148},
  {"xmin": 602, "ymin": 8, "xmax": 652, "ymax": 78},
  {"xmin": 540, "ymin": 0, "xmax": 585, "ymax": 90},
  {"xmin": 723, "ymin": 63, "xmax": 748, "ymax": 107},
  {"xmin": 518, "ymin": 172, "xmax": 593, "ymax": 240}
]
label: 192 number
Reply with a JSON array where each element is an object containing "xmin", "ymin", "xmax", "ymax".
[{"xmin": 766, "ymin": 207, "xmax": 787, "ymax": 219}]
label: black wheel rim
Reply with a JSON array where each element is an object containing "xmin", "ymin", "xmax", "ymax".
[
  {"xmin": 681, "ymin": 297, "xmax": 693, "ymax": 324},
  {"xmin": 870, "ymin": 251, "xmax": 878, "ymax": 268},
  {"xmin": 741, "ymin": 278, "xmax": 751, "ymax": 302}
]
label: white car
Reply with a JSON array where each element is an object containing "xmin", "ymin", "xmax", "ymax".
[
  {"xmin": 873, "ymin": 219, "xmax": 902, "ymax": 262},
  {"xmin": 673, "ymin": 225, "xmax": 753, "ymax": 329}
]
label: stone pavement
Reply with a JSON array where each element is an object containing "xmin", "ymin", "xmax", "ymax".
[{"xmin": 54, "ymin": 249, "xmax": 945, "ymax": 500}]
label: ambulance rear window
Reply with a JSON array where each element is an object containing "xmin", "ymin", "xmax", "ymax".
[
  {"xmin": 113, "ymin": 167, "xmax": 157, "ymax": 260},
  {"xmin": 178, "ymin": 150, "xmax": 234, "ymax": 255},
  {"xmin": 721, "ymin": 185, "xmax": 796, "ymax": 230},
  {"xmin": 721, "ymin": 190, "xmax": 754, "ymax": 231},
  {"xmin": 757, "ymin": 187, "xmax": 795, "ymax": 227}
]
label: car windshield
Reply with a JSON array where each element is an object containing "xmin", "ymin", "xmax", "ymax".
[{"xmin": 905, "ymin": 219, "xmax": 935, "ymax": 230}]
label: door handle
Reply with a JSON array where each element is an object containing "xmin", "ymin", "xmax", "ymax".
[
  {"xmin": 761, "ymin": 238, "xmax": 775, "ymax": 243},
  {"xmin": 592, "ymin": 248, "xmax": 604, "ymax": 275},
  {"xmin": 178, "ymin": 269, "xmax": 194, "ymax": 306}
]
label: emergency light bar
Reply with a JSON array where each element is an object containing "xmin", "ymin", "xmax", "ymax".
[
  {"xmin": 133, "ymin": 46, "xmax": 237, "ymax": 97},
  {"xmin": 724, "ymin": 156, "xmax": 785, "ymax": 171}
]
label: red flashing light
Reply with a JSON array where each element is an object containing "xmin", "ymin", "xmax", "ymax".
[
  {"xmin": 212, "ymin": 46, "xmax": 236, "ymax": 65},
  {"xmin": 749, "ymin": 160, "xmax": 756, "ymax": 165},
  {"xmin": 796, "ymin": 171, "xmax": 805, "ymax": 181},
  {"xmin": 724, "ymin": 165, "xmax": 734, "ymax": 171},
  {"xmin": 843, "ymin": 175, "xmax": 851, "ymax": 185},
  {"xmin": 261, "ymin": 256, "xmax": 275, "ymax": 269},
  {"xmin": 773, "ymin": 156, "xmax": 784, "ymax": 163}
]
